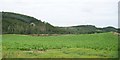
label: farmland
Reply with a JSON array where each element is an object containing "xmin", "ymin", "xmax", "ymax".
[{"xmin": 2, "ymin": 32, "xmax": 118, "ymax": 58}]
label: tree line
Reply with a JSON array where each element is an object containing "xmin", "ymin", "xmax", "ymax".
[{"xmin": 2, "ymin": 12, "xmax": 118, "ymax": 34}]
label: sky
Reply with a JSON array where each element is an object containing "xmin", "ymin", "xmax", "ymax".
[{"xmin": 0, "ymin": 0, "xmax": 119, "ymax": 28}]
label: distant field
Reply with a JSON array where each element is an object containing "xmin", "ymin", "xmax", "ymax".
[{"xmin": 2, "ymin": 32, "xmax": 118, "ymax": 58}]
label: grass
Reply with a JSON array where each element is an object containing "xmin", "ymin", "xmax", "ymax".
[
  {"xmin": 2, "ymin": 32, "xmax": 118, "ymax": 58},
  {"xmin": 0, "ymin": 35, "xmax": 2, "ymax": 59}
]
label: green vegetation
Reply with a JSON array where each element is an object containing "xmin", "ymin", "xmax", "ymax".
[
  {"xmin": 2, "ymin": 12, "xmax": 118, "ymax": 34},
  {"xmin": 0, "ymin": 35, "xmax": 2, "ymax": 59},
  {"xmin": 2, "ymin": 32, "xmax": 118, "ymax": 58},
  {"xmin": 1, "ymin": 12, "xmax": 119, "ymax": 58}
]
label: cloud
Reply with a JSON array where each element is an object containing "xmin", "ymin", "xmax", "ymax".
[{"xmin": 0, "ymin": 0, "xmax": 119, "ymax": 28}]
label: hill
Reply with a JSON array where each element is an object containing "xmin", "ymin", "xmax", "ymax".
[
  {"xmin": 2, "ymin": 12, "xmax": 56, "ymax": 34},
  {"xmin": 2, "ymin": 12, "xmax": 118, "ymax": 34}
]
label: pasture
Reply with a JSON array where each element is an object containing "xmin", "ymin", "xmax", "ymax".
[{"xmin": 2, "ymin": 32, "xmax": 118, "ymax": 58}]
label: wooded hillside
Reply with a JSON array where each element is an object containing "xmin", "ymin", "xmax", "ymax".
[{"xmin": 2, "ymin": 12, "xmax": 118, "ymax": 34}]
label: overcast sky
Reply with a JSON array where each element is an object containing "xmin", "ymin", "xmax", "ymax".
[{"xmin": 0, "ymin": 0, "xmax": 119, "ymax": 28}]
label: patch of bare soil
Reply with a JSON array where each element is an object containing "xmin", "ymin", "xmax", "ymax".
[
  {"xmin": 23, "ymin": 50, "xmax": 46, "ymax": 53},
  {"xmin": 113, "ymin": 32, "xmax": 119, "ymax": 35},
  {"xmin": 31, "ymin": 34, "xmax": 61, "ymax": 36}
]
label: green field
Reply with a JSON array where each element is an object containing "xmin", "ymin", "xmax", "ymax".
[
  {"xmin": 0, "ymin": 35, "xmax": 2, "ymax": 59},
  {"xmin": 2, "ymin": 32, "xmax": 118, "ymax": 58}
]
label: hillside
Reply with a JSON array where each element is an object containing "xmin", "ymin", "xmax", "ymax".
[
  {"xmin": 2, "ymin": 12, "xmax": 118, "ymax": 34},
  {"xmin": 2, "ymin": 12, "xmax": 56, "ymax": 34}
]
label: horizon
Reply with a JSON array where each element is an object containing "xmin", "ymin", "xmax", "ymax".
[
  {"xmin": 0, "ymin": 0, "xmax": 119, "ymax": 28},
  {"xmin": 2, "ymin": 11, "xmax": 118, "ymax": 28}
]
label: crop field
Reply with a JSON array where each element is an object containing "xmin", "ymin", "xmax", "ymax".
[{"xmin": 2, "ymin": 32, "xmax": 119, "ymax": 58}]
